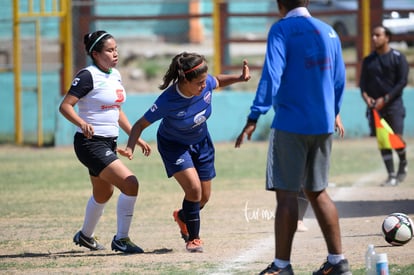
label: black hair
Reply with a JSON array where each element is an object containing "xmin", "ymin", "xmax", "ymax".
[
  {"xmin": 83, "ymin": 30, "xmax": 114, "ymax": 57},
  {"xmin": 277, "ymin": 0, "xmax": 308, "ymax": 11},
  {"xmin": 375, "ymin": 25, "xmax": 392, "ymax": 41},
  {"xmin": 159, "ymin": 52, "xmax": 208, "ymax": 90}
]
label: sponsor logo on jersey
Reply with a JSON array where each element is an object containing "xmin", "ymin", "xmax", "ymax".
[
  {"xmin": 101, "ymin": 104, "xmax": 121, "ymax": 110},
  {"xmin": 192, "ymin": 110, "xmax": 207, "ymax": 128},
  {"xmin": 115, "ymin": 89, "xmax": 125, "ymax": 103}
]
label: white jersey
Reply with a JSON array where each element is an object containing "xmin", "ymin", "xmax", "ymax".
[{"xmin": 68, "ymin": 65, "xmax": 126, "ymax": 137}]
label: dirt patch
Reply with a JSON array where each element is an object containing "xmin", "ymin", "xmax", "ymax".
[
  {"xmin": 1, "ymin": 142, "xmax": 414, "ymax": 274},
  {"xmin": 1, "ymin": 186, "xmax": 413, "ymax": 274}
]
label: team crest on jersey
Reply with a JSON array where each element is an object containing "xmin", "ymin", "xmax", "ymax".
[
  {"xmin": 72, "ymin": 77, "xmax": 80, "ymax": 86},
  {"xmin": 150, "ymin": 104, "xmax": 158, "ymax": 112},
  {"xmin": 204, "ymin": 91, "xmax": 211, "ymax": 104}
]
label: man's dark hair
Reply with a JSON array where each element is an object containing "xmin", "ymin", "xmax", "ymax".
[
  {"xmin": 277, "ymin": 0, "xmax": 308, "ymax": 11},
  {"xmin": 383, "ymin": 26, "xmax": 392, "ymax": 41}
]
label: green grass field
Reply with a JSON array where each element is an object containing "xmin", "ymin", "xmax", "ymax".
[{"xmin": 0, "ymin": 138, "xmax": 413, "ymax": 274}]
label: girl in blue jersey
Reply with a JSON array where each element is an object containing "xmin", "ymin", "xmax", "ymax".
[
  {"xmin": 118, "ymin": 52, "xmax": 250, "ymax": 252},
  {"xmin": 59, "ymin": 30, "xmax": 152, "ymax": 254}
]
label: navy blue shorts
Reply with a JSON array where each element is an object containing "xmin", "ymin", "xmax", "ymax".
[
  {"xmin": 73, "ymin": 132, "xmax": 118, "ymax": 177},
  {"xmin": 157, "ymin": 132, "xmax": 216, "ymax": 180}
]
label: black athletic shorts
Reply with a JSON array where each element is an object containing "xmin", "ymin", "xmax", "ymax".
[{"xmin": 73, "ymin": 132, "xmax": 118, "ymax": 177}]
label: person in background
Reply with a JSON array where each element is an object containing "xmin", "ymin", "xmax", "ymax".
[
  {"xmin": 234, "ymin": 0, "xmax": 350, "ymax": 274},
  {"xmin": 297, "ymin": 190, "xmax": 309, "ymax": 232},
  {"xmin": 59, "ymin": 30, "xmax": 152, "ymax": 254},
  {"xmin": 360, "ymin": 25, "xmax": 409, "ymax": 186},
  {"xmin": 118, "ymin": 52, "xmax": 250, "ymax": 253}
]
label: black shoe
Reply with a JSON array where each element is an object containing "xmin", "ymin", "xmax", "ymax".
[
  {"xmin": 381, "ymin": 174, "xmax": 398, "ymax": 186},
  {"xmin": 313, "ymin": 259, "xmax": 352, "ymax": 275},
  {"xmin": 259, "ymin": 262, "xmax": 294, "ymax": 275},
  {"xmin": 111, "ymin": 236, "xmax": 144, "ymax": 254},
  {"xmin": 73, "ymin": 231, "xmax": 105, "ymax": 251},
  {"xmin": 397, "ymin": 160, "xmax": 407, "ymax": 183}
]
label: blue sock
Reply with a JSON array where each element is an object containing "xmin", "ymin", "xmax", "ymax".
[{"xmin": 182, "ymin": 199, "xmax": 200, "ymax": 241}]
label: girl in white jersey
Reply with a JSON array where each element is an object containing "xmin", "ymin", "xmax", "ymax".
[
  {"xmin": 59, "ymin": 30, "xmax": 152, "ymax": 254},
  {"xmin": 118, "ymin": 52, "xmax": 250, "ymax": 252}
]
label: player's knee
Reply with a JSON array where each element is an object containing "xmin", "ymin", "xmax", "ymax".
[
  {"xmin": 122, "ymin": 175, "xmax": 139, "ymax": 196},
  {"xmin": 185, "ymin": 190, "xmax": 202, "ymax": 202}
]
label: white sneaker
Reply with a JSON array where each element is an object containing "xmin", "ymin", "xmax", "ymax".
[{"xmin": 297, "ymin": 220, "xmax": 309, "ymax": 232}]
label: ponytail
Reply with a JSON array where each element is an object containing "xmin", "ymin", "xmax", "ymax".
[{"xmin": 159, "ymin": 52, "xmax": 208, "ymax": 90}]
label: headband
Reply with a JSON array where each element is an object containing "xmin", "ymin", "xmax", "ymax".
[
  {"xmin": 184, "ymin": 61, "xmax": 204, "ymax": 74},
  {"xmin": 88, "ymin": 33, "xmax": 109, "ymax": 54}
]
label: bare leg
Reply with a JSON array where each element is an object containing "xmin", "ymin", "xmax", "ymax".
[
  {"xmin": 305, "ymin": 189, "xmax": 342, "ymax": 254},
  {"xmin": 200, "ymin": 180, "xmax": 211, "ymax": 208},
  {"xmin": 275, "ymin": 190, "xmax": 298, "ymax": 261}
]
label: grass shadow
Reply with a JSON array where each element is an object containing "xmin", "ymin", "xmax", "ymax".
[
  {"xmin": 306, "ymin": 199, "xmax": 414, "ymax": 218},
  {"xmin": 0, "ymin": 247, "xmax": 174, "ymax": 259}
]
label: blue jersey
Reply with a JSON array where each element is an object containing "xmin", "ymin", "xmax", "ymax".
[
  {"xmin": 248, "ymin": 7, "xmax": 345, "ymax": 135},
  {"xmin": 144, "ymin": 74, "xmax": 217, "ymax": 145}
]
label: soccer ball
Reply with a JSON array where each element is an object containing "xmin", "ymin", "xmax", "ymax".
[{"xmin": 381, "ymin": 213, "xmax": 414, "ymax": 246}]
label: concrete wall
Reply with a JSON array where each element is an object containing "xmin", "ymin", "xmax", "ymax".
[
  {"xmin": 1, "ymin": 70, "xmax": 413, "ymax": 145},
  {"xmin": 55, "ymin": 88, "xmax": 414, "ymax": 146}
]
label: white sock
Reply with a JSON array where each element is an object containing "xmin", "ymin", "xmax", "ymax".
[
  {"xmin": 274, "ymin": 258, "xmax": 290, "ymax": 268},
  {"xmin": 328, "ymin": 254, "xmax": 345, "ymax": 265},
  {"xmin": 81, "ymin": 196, "xmax": 105, "ymax": 237},
  {"xmin": 116, "ymin": 193, "xmax": 137, "ymax": 240}
]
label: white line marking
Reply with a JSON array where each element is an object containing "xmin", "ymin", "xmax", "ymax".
[{"xmin": 209, "ymin": 236, "xmax": 273, "ymax": 275}]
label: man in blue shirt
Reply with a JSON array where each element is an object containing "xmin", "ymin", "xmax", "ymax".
[{"xmin": 235, "ymin": 1, "xmax": 350, "ymax": 274}]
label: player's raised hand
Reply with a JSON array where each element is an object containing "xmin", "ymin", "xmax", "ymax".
[{"xmin": 240, "ymin": 59, "xmax": 251, "ymax": 82}]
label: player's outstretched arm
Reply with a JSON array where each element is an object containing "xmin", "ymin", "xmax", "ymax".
[
  {"xmin": 118, "ymin": 110, "xmax": 152, "ymax": 157},
  {"xmin": 118, "ymin": 117, "xmax": 151, "ymax": 160},
  {"xmin": 216, "ymin": 59, "xmax": 251, "ymax": 88}
]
